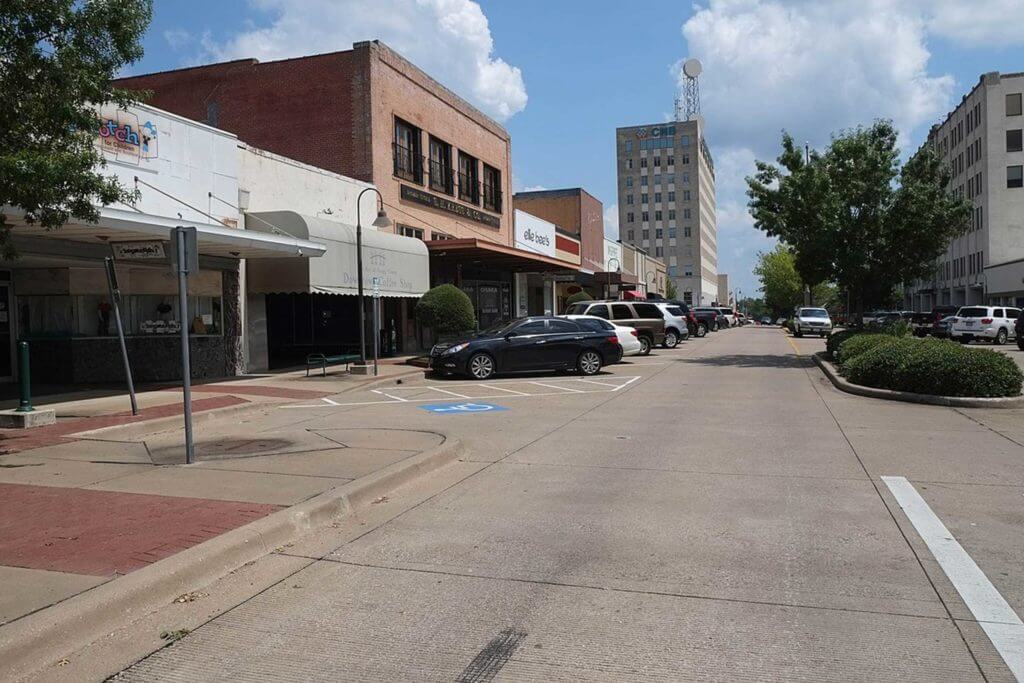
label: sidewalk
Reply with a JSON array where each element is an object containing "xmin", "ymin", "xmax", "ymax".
[{"xmin": 0, "ymin": 362, "xmax": 429, "ymax": 628}]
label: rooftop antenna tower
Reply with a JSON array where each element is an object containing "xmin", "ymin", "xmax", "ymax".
[{"xmin": 677, "ymin": 58, "xmax": 702, "ymax": 121}]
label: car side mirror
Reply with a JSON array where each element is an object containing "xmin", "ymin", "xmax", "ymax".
[{"xmin": 504, "ymin": 332, "xmax": 517, "ymax": 340}]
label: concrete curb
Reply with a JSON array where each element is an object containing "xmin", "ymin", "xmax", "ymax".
[
  {"xmin": 69, "ymin": 367, "xmax": 426, "ymax": 442},
  {"xmin": 812, "ymin": 352, "xmax": 1024, "ymax": 409},
  {"xmin": 0, "ymin": 435, "xmax": 464, "ymax": 682}
]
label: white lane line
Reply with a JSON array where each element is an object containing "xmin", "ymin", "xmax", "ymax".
[
  {"xmin": 482, "ymin": 384, "xmax": 530, "ymax": 395},
  {"xmin": 425, "ymin": 386, "xmax": 472, "ymax": 399},
  {"xmin": 882, "ymin": 475, "xmax": 1024, "ymax": 680},
  {"xmin": 377, "ymin": 391, "xmax": 409, "ymax": 402},
  {"xmin": 613, "ymin": 376, "xmax": 642, "ymax": 391},
  {"xmin": 529, "ymin": 381, "xmax": 584, "ymax": 393}
]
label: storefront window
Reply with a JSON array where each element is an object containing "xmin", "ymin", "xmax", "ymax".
[{"xmin": 18, "ymin": 296, "xmax": 74, "ymax": 337}]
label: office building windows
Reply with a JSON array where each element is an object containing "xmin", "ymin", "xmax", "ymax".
[
  {"xmin": 655, "ymin": 247, "xmax": 664, "ymax": 257},
  {"xmin": 625, "ymin": 139, "xmax": 633, "ymax": 153},
  {"xmin": 668, "ymin": 209, "xmax": 676, "ymax": 220},
  {"xmin": 654, "ymin": 192, "xmax": 662, "ymax": 203},
  {"xmin": 626, "ymin": 212, "xmax": 634, "ymax": 223},
  {"xmin": 1009, "ymin": 129, "xmax": 1023, "ymax": 153},
  {"xmin": 642, "ymin": 211, "xmax": 650, "ymax": 222},
  {"xmin": 681, "ymin": 153, "xmax": 691, "ymax": 164},
  {"xmin": 653, "ymin": 156, "xmax": 661, "ymax": 167},
  {"xmin": 640, "ymin": 176, "xmax": 648, "ymax": 186},
  {"xmin": 655, "ymin": 228, "xmax": 663, "ymax": 238},
  {"xmin": 1009, "ymin": 165, "xmax": 1024, "ymax": 188},
  {"xmin": 626, "ymin": 176, "xmax": 633, "ymax": 187},
  {"xmin": 668, "ymin": 191, "xmax": 675, "ymax": 202},
  {"xmin": 397, "ymin": 224, "xmax": 424, "ymax": 240},
  {"xmin": 683, "ymin": 226, "xmax": 692, "ymax": 237},
  {"xmin": 1008, "ymin": 93, "xmax": 1023, "ymax": 117},
  {"xmin": 626, "ymin": 194, "xmax": 634, "ymax": 205},
  {"xmin": 653, "ymin": 174, "xmax": 662, "ymax": 185},
  {"xmin": 642, "ymin": 229, "xmax": 650, "ymax": 240},
  {"xmin": 683, "ymin": 190, "xmax": 691, "ymax": 201},
  {"xmin": 682, "ymin": 172, "xmax": 690, "ymax": 183},
  {"xmin": 640, "ymin": 157, "xmax": 648, "ymax": 168},
  {"xmin": 641, "ymin": 193, "xmax": 649, "ymax": 204},
  {"xmin": 626, "ymin": 229, "xmax": 634, "ymax": 240},
  {"xmin": 683, "ymin": 208, "xmax": 692, "ymax": 219},
  {"xmin": 667, "ymin": 156, "xmax": 674, "ymax": 166},
  {"xmin": 626, "ymin": 158, "xmax": 633, "ymax": 169},
  {"xmin": 668, "ymin": 227, "xmax": 677, "ymax": 238},
  {"xmin": 655, "ymin": 210, "xmax": 662, "ymax": 221}
]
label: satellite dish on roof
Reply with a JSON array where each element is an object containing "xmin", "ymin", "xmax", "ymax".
[{"xmin": 682, "ymin": 58, "xmax": 703, "ymax": 78}]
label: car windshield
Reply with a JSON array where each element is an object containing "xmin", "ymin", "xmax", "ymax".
[
  {"xmin": 958, "ymin": 307, "xmax": 988, "ymax": 318},
  {"xmin": 800, "ymin": 309, "xmax": 829, "ymax": 317}
]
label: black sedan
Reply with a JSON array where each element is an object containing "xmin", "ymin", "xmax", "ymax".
[{"xmin": 428, "ymin": 316, "xmax": 622, "ymax": 380}]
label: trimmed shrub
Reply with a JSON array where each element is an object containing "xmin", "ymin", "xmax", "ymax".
[
  {"xmin": 414, "ymin": 284, "xmax": 476, "ymax": 335},
  {"xmin": 834, "ymin": 334, "xmax": 898, "ymax": 368},
  {"xmin": 843, "ymin": 337, "xmax": 1023, "ymax": 398},
  {"xmin": 826, "ymin": 328, "xmax": 863, "ymax": 359},
  {"xmin": 565, "ymin": 290, "xmax": 593, "ymax": 306}
]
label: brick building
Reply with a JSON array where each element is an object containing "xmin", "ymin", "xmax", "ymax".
[{"xmin": 118, "ymin": 40, "xmax": 573, "ymax": 330}]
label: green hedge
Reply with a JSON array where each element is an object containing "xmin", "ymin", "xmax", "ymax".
[
  {"xmin": 565, "ymin": 290, "xmax": 593, "ymax": 306},
  {"xmin": 826, "ymin": 329, "xmax": 862, "ymax": 359},
  {"xmin": 842, "ymin": 337, "xmax": 1023, "ymax": 397},
  {"xmin": 414, "ymin": 284, "xmax": 476, "ymax": 334},
  {"xmin": 834, "ymin": 334, "xmax": 898, "ymax": 368}
]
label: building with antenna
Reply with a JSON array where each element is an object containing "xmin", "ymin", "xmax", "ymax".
[{"xmin": 615, "ymin": 63, "xmax": 718, "ymax": 305}]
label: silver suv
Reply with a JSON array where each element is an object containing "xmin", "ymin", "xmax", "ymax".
[{"xmin": 653, "ymin": 302, "xmax": 690, "ymax": 348}]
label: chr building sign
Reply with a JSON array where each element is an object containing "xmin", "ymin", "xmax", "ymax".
[{"xmin": 400, "ymin": 184, "xmax": 500, "ymax": 229}]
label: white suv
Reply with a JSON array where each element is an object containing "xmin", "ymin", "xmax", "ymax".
[
  {"xmin": 715, "ymin": 307, "xmax": 737, "ymax": 328},
  {"xmin": 950, "ymin": 306, "xmax": 1021, "ymax": 345},
  {"xmin": 653, "ymin": 303, "xmax": 690, "ymax": 348},
  {"xmin": 792, "ymin": 307, "xmax": 833, "ymax": 338}
]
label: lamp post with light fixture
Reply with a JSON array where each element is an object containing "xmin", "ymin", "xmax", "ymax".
[{"xmin": 355, "ymin": 187, "xmax": 392, "ymax": 368}]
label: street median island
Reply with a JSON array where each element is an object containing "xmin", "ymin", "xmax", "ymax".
[{"xmin": 814, "ymin": 350, "xmax": 1024, "ymax": 409}]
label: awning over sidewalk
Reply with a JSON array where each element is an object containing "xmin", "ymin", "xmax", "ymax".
[
  {"xmin": 5, "ymin": 206, "xmax": 327, "ymax": 260},
  {"xmin": 425, "ymin": 237, "xmax": 580, "ymax": 273},
  {"xmin": 594, "ymin": 270, "xmax": 639, "ymax": 285},
  {"xmin": 246, "ymin": 211, "xmax": 429, "ymax": 297}
]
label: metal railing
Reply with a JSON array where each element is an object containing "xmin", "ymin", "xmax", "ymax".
[
  {"xmin": 482, "ymin": 183, "xmax": 502, "ymax": 213},
  {"xmin": 428, "ymin": 159, "xmax": 455, "ymax": 195},
  {"xmin": 458, "ymin": 172, "xmax": 480, "ymax": 205},
  {"xmin": 393, "ymin": 143, "xmax": 423, "ymax": 183}
]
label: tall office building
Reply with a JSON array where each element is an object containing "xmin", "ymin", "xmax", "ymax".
[
  {"xmin": 615, "ymin": 117, "xmax": 717, "ymax": 305},
  {"xmin": 905, "ymin": 71, "xmax": 1024, "ymax": 309}
]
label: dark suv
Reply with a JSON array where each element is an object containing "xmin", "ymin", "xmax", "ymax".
[
  {"xmin": 563, "ymin": 300, "xmax": 666, "ymax": 355},
  {"xmin": 910, "ymin": 306, "xmax": 958, "ymax": 336},
  {"xmin": 1017, "ymin": 310, "xmax": 1024, "ymax": 351}
]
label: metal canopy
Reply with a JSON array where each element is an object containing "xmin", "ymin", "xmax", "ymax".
[{"xmin": 425, "ymin": 238, "xmax": 580, "ymax": 273}]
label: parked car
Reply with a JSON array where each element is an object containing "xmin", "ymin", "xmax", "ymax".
[
  {"xmin": 862, "ymin": 310, "xmax": 887, "ymax": 326},
  {"xmin": 562, "ymin": 314, "xmax": 641, "ymax": 357},
  {"xmin": 1018, "ymin": 310, "xmax": 1024, "ymax": 351},
  {"xmin": 661, "ymin": 300, "xmax": 703, "ymax": 337},
  {"xmin": 715, "ymin": 307, "xmax": 737, "ymax": 328},
  {"xmin": 950, "ymin": 306, "xmax": 1022, "ymax": 345},
  {"xmin": 932, "ymin": 315, "xmax": 955, "ymax": 339},
  {"xmin": 563, "ymin": 300, "xmax": 666, "ymax": 355},
  {"xmin": 693, "ymin": 307, "xmax": 723, "ymax": 332},
  {"xmin": 910, "ymin": 306, "xmax": 958, "ymax": 336},
  {"xmin": 791, "ymin": 307, "xmax": 833, "ymax": 338},
  {"xmin": 775, "ymin": 317, "xmax": 787, "ymax": 326},
  {"xmin": 427, "ymin": 316, "xmax": 622, "ymax": 379},
  {"xmin": 652, "ymin": 302, "xmax": 691, "ymax": 347},
  {"xmin": 760, "ymin": 316, "xmax": 773, "ymax": 325}
]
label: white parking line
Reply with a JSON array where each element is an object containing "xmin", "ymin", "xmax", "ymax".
[
  {"xmin": 424, "ymin": 386, "xmax": 472, "ymax": 399},
  {"xmin": 613, "ymin": 376, "xmax": 642, "ymax": 391},
  {"xmin": 322, "ymin": 398, "xmax": 340, "ymax": 406},
  {"xmin": 373, "ymin": 390, "xmax": 409, "ymax": 402},
  {"xmin": 882, "ymin": 475, "xmax": 1024, "ymax": 680},
  {"xmin": 529, "ymin": 381, "xmax": 584, "ymax": 393},
  {"xmin": 574, "ymin": 378, "xmax": 620, "ymax": 389},
  {"xmin": 482, "ymin": 384, "xmax": 530, "ymax": 395}
]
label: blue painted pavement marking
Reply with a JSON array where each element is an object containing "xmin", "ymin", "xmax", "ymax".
[{"xmin": 419, "ymin": 402, "xmax": 508, "ymax": 414}]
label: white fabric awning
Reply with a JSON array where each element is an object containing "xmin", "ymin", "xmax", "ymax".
[
  {"xmin": 4, "ymin": 206, "xmax": 327, "ymax": 260},
  {"xmin": 245, "ymin": 211, "xmax": 429, "ymax": 297}
]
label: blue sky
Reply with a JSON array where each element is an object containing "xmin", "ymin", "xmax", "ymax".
[{"xmin": 133, "ymin": 0, "xmax": 1024, "ymax": 299}]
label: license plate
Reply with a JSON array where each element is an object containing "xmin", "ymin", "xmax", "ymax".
[{"xmin": 965, "ymin": 321, "xmax": 976, "ymax": 327}]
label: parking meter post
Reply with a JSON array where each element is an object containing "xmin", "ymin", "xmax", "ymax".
[
  {"xmin": 15, "ymin": 341, "xmax": 32, "ymax": 412},
  {"xmin": 105, "ymin": 257, "xmax": 138, "ymax": 416},
  {"xmin": 173, "ymin": 228, "xmax": 196, "ymax": 464}
]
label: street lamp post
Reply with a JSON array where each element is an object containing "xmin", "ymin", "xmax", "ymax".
[{"xmin": 355, "ymin": 187, "xmax": 392, "ymax": 369}]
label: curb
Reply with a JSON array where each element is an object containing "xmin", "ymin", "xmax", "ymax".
[
  {"xmin": 0, "ymin": 435, "xmax": 464, "ymax": 682},
  {"xmin": 812, "ymin": 352, "xmax": 1024, "ymax": 409}
]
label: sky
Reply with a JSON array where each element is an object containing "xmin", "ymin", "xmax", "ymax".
[{"xmin": 132, "ymin": 0, "xmax": 1024, "ymax": 300}]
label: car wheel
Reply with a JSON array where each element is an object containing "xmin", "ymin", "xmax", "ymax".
[
  {"xmin": 577, "ymin": 350, "xmax": 602, "ymax": 376},
  {"xmin": 794, "ymin": 329, "xmax": 803, "ymax": 338},
  {"xmin": 1018, "ymin": 337, "xmax": 1024, "ymax": 351},
  {"xmin": 995, "ymin": 328, "xmax": 1008, "ymax": 345},
  {"xmin": 467, "ymin": 352, "xmax": 495, "ymax": 380},
  {"xmin": 696, "ymin": 323, "xmax": 707, "ymax": 338},
  {"xmin": 638, "ymin": 336, "xmax": 652, "ymax": 355},
  {"xmin": 663, "ymin": 330, "xmax": 679, "ymax": 348},
  {"xmin": 819, "ymin": 332, "xmax": 826, "ymax": 338},
  {"xmin": 958, "ymin": 337, "xmax": 970, "ymax": 345},
  {"xmin": 711, "ymin": 321, "xmax": 719, "ymax": 332}
]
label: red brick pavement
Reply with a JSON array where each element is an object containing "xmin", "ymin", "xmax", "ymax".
[
  {"xmin": 0, "ymin": 395, "xmax": 249, "ymax": 455},
  {"xmin": 0, "ymin": 483, "xmax": 281, "ymax": 576}
]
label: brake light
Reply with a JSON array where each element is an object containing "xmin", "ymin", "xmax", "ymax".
[
  {"xmin": 982, "ymin": 318, "xmax": 993, "ymax": 324},
  {"xmin": 607, "ymin": 336, "xmax": 620, "ymax": 344},
  {"xmin": 630, "ymin": 329, "xmax": 638, "ymax": 337}
]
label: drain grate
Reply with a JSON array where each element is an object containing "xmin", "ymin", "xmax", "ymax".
[{"xmin": 455, "ymin": 628, "xmax": 527, "ymax": 682}]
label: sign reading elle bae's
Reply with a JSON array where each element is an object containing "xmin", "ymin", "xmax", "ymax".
[
  {"xmin": 513, "ymin": 209, "xmax": 556, "ymax": 258},
  {"xmin": 400, "ymin": 185, "xmax": 500, "ymax": 229}
]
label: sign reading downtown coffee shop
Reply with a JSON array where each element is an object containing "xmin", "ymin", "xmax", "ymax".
[{"xmin": 400, "ymin": 185, "xmax": 500, "ymax": 229}]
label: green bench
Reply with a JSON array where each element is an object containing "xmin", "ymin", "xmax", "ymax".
[{"xmin": 305, "ymin": 353, "xmax": 361, "ymax": 377}]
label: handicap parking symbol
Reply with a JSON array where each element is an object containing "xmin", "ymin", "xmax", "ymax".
[{"xmin": 419, "ymin": 402, "xmax": 508, "ymax": 414}]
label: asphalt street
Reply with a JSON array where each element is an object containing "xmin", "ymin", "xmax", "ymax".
[{"xmin": 113, "ymin": 327, "xmax": 1024, "ymax": 681}]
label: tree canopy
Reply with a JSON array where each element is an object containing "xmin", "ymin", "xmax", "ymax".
[
  {"xmin": 0, "ymin": 0, "xmax": 152, "ymax": 257},
  {"xmin": 754, "ymin": 244, "xmax": 837, "ymax": 316},
  {"xmin": 746, "ymin": 121, "xmax": 971, "ymax": 315}
]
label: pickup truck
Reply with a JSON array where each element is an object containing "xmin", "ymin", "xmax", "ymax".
[{"xmin": 910, "ymin": 306, "xmax": 958, "ymax": 336}]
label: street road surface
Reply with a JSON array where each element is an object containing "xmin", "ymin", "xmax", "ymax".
[{"xmin": 115, "ymin": 327, "xmax": 1024, "ymax": 681}]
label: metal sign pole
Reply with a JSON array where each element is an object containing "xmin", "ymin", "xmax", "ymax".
[
  {"xmin": 104, "ymin": 257, "xmax": 138, "ymax": 415},
  {"xmin": 172, "ymin": 227, "xmax": 197, "ymax": 464},
  {"xmin": 372, "ymin": 279, "xmax": 380, "ymax": 377}
]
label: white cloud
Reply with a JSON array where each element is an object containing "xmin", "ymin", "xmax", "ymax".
[
  {"xmin": 521, "ymin": 185, "xmax": 548, "ymax": 192},
  {"xmin": 203, "ymin": 0, "xmax": 526, "ymax": 122},
  {"xmin": 603, "ymin": 204, "xmax": 619, "ymax": 240},
  {"xmin": 163, "ymin": 28, "xmax": 192, "ymax": 50},
  {"xmin": 921, "ymin": 0, "xmax": 1024, "ymax": 47}
]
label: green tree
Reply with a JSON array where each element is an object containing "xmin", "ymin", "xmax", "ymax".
[
  {"xmin": 754, "ymin": 244, "xmax": 837, "ymax": 316},
  {"xmin": 747, "ymin": 121, "xmax": 971, "ymax": 318},
  {"xmin": 415, "ymin": 284, "xmax": 476, "ymax": 334},
  {"xmin": 565, "ymin": 290, "xmax": 593, "ymax": 307},
  {"xmin": 664, "ymin": 278, "xmax": 678, "ymax": 300},
  {"xmin": 0, "ymin": 0, "xmax": 152, "ymax": 257}
]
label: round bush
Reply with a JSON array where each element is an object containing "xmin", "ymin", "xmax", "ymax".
[
  {"xmin": 834, "ymin": 334, "xmax": 898, "ymax": 368},
  {"xmin": 414, "ymin": 284, "xmax": 476, "ymax": 334},
  {"xmin": 565, "ymin": 290, "xmax": 593, "ymax": 306},
  {"xmin": 826, "ymin": 329, "xmax": 862, "ymax": 359},
  {"xmin": 842, "ymin": 337, "xmax": 1023, "ymax": 398}
]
